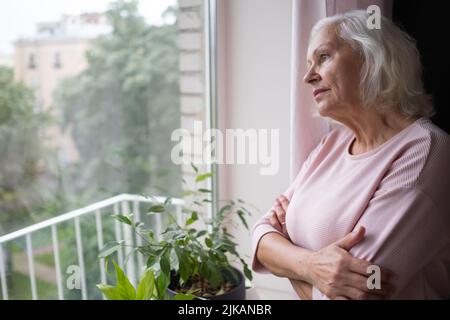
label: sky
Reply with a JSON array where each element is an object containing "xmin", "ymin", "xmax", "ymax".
[{"xmin": 0, "ymin": 0, "xmax": 176, "ymax": 55}]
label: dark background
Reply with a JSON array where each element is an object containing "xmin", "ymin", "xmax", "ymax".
[{"xmin": 393, "ymin": 1, "xmax": 449, "ymax": 134}]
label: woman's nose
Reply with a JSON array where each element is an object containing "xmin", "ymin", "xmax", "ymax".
[{"xmin": 303, "ymin": 66, "xmax": 320, "ymax": 85}]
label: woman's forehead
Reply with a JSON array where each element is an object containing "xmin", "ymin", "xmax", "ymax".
[
  {"xmin": 306, "ymin": 27, "xmax": 348, "ymax": 63},
  {"xmin": 308, "ymin": 27, "xmax": 339, "ymax": 54}
]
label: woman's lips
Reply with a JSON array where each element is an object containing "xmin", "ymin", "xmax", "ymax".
[{"xmin": 313, "ymin": 88, "xmax": 330, "ymax": 98}]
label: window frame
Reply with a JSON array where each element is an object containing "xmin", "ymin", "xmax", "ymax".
[{"xmin": 204, "ymin": 0, "xmax": 219, "ymax": 218}]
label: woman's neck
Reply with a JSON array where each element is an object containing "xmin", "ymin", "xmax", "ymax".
[{"xmin": 340, "ymin": 110, "xmax": 419, "ymax": 155}]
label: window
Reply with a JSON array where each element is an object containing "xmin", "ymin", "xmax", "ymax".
[
  {"xmin": 53, "ymin": 52, "xmax": 61, "ymax": 69},
  {"xmin": 28, "ymin": 53, "xmax": 36, "ymax": 69},
  {"xmin": 0, "ymin": 0, "xmax": 213, "ymax": 300}
]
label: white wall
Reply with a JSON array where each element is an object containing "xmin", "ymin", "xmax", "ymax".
[{"xmin": 217, "ymin": 0, "xmax": 296, "ymax": 299}]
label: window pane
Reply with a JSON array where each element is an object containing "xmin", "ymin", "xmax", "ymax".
[
  {"xmin": 0, "ymin": 0, "xmax": 210, "ymax": 300},
  {"xmin": 0, "ymin": 0, "xmax": 182, "ymax": 234}
]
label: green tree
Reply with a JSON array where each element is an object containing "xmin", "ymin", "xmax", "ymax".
[
  {"xmin": 0, "ymin": 66, "xmax": 51, "ymax": 234},
  {"xmin": 51, "ymin": 0, "xmax": 181, "ymax": 299},
  {"xmin": 54, "ymin": 0, "xmax": 181, "ymax": 201}
]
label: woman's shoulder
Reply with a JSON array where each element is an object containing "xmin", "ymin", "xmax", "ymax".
[
  {"xmin": 401, "ymin": 118, "xmax": 450, "ymax": 172},
  {"xmin": 413, "ymin": 118, "xmax": 450, "ymax": 151},
  {"xmin": 380, "ymin": 118, "xmax": 450, "ymax": 191}
]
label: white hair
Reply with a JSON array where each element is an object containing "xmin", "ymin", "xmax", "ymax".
[{"xmin": 310, "ymin": 10, "xmax": 434, "ymax": 118}]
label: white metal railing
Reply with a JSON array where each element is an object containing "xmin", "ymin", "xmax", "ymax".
[{"xmin": 0, "ymin": 193, "xmax": 183, "ymax": 300}]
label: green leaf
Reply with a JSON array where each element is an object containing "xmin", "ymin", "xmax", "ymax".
[
  {"xmin": 136, "ymin": 268, "xmax": 156, "ymax": 300},
  {"xmin": 134, "ymin": 221, "xmax": 144, "ymax": 229},
  {"xmin": 112, "ymin": 214, "xmax": 133, "ymax": 226},
  {"xmin": 173, "ymin": 293, "xmax": 196, "ymax": 300},
  {"xmin": 205, "ymin": 261, "xmax": 222, "ymax": 288},
  {"xmin": 147, "ymin": 205, "xmax": 165, "ymax": 214},
  {"xmin": 175, "ymin": 247, "xmax": 190, "ymax": 284},
  {"xmin": 237, "ymin": 209, "xmax": 249, "ymax": 229},
  {"xmin": 97, "ymin": 260, "xmax": 136, "ymax": 300},
  {"xmin": 173, "ymin": 232, "xmax": 186, "ymax": 240},
  {"xmin": 113, "ymin": 260, "xmax": 136, "ymax": 299},
  {"xmin": 98, "ymin": 241, "xmax": 121, "ymax": 258},
  {"xmin": 240, "ymin": 206, "xmax": 252, "ymax": 216},
  {"xmin": 199, "ymin": 262, "xmax": 210, "ymax": 278},
  {"xmin": 161, "ymin": 226, "xmax": 175, "ymax": 235},
  {"xmin": 205, "ymin": 237, "xmax": 213, "ymax": 248},
  {"xmin": 240, "ymin": 258, "xmax": 253, "ymax": 281},
  {"xmin": 196, "ymin": 230, "xmax": 207, "ymax": 238},
  {"xmin": 198, "ymin": 188, "xmax": 211, "ymax": 193},
  {"xmin": 160, "ymin": 249, "xmax": 171, "ymax": 276},
  {"xmin": 244, "ymin": 264, "xmax": 253, "ymax": 281},
  {"xmin": 182, "ymin": 190, "xmax": 195, "ymax": 197},
  {"xmin": 96, "ymin": 284, "xmax": 122, "ymax": 300},
  {"xmin": 218, "ymin": 204, "xmax": 232, "ymax": 217},
  {"xmin": 190, "ymin": 162, "xmax": 198, "ymax": 173},
  {"xmin": 195, "ymin": 172, "xmax": 212, "ymax": 182},
  {"xmin": 185, "ymin": 211, "xmax": 198, "ymax": 226},
  {"xmin": 156, "ymin": 271, "xmax": 170, "ymax": 300},
  {"xmin": 146, "ymin": 255, "xmax": 158, "ymax": 268}
]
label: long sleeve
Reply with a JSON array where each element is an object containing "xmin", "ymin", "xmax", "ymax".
[
  {"xmin": 312, "ymin": 186, "xmax": 450, "ymax": 299},
  {"xmin": 250, "ymin": 177, "xmax": 297, "ymax": 273},
  {"xmin": 250, "ymin": 133, "xmax": 330, "ymax": 273}
]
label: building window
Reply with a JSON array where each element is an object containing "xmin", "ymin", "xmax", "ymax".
[
  {"xmin": 28, "ymin": 54, "xmax": 36, "ymax": 69},
  {"xmin": 54, "ymin": 52, "xmax": 61, "ymax": 69}
]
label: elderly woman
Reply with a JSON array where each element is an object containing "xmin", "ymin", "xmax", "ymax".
[{"xmin": 251, "ymin": 10, "xmax": 449, "ymax": 300}]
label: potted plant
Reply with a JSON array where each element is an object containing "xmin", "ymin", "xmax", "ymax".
[
  {"xmin": 98, "ymin": 165, "xmax": 254, "ymax": 300},
  {"xmin": 97, "ymin": 260, "xmax": 195, "ymax": 300}
]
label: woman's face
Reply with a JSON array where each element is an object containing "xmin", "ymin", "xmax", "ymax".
[{"xmin": 304, "ymin": 25, "xmax": 363, "ymax": 120}]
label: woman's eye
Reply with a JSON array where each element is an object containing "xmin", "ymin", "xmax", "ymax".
[{"xmin": 319, "ymin": 53, "xmax": 329, "ymax": 62}]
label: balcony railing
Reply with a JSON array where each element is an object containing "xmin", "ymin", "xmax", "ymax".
[{"xmin": 0, "ymin": 194, "xmax": 183, "ymax": 300}]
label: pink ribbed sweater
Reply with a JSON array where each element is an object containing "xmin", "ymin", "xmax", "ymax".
[{"xmin": 251, "ymin": 117, "xmax": 450, "ymax": 299}]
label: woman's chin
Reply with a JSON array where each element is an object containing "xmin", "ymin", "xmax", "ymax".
[{"xmin": 316, "ymin": 103, "xmax": 331, "ymax": 117}]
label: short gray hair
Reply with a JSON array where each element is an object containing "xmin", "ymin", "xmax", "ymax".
[{"xmin": 310, "ymin": 10, "xmax": 434, "ymax": 118}]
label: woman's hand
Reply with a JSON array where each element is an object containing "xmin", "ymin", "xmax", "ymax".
[
  {"xmin": 268, "ymin": 195, "xmax": 394, "ymax": 299},
  {"xmin": 306, "ymin": 226, "xmax": 395, "ymax": 300},
  {"xmin": 268, "ymin": 194, "xmax": 290, "ymax": 237}
]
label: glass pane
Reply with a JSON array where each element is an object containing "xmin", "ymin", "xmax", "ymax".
[
  {"xmin": 0, "ymin": 0, "xmax": 180, "ymax": 233},
  {"xmin": 0, "ymin": 0, "xmax": 210, "ymax": 300}
]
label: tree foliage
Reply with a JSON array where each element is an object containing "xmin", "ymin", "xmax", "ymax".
[
  {"xmin": 54, "ymin": 0, "xmax": 181, "ymax": 199},
  {"xmin": 0, "ymin": 66, "xmax": 50, "ymax": 233}
]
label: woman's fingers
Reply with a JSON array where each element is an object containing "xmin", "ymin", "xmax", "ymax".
[
  {"xmin": 338, "ymin": 286, "xmax": 382, "ymax": 300},
  {"xmin": 268, "ymin": 195, "xmax": 290, "ymax": 234},
  {"xmin": 269, "ymin": 210, "xmax": 283, "ymax": 232},
  {"xmin": 347, "ymin": 256, "xmax": 373, "ymax": 276},
  {"xmin": 273, "ymin": 204, "xmax": 288, "ymax": 234},
  {"xmin": 343, "ymin": 272, "xmax": 392, "ymax": 298},
  {"xmin": 343, "ymin": 256, "xmax": 396, "ymax": 298},
  {"xmin": 334, "ymin": 226, "xmax": 365, "ymax": 250},
  {"xmin": 348, "ymin": 258, "xmax": 395, "ymax": 287},
  {"xmin": 277, "ymin": 195, "xmax": 290, "ymax": 212}
]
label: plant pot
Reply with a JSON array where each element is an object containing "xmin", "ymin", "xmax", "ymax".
[{"xmin": 167, "ymin": 266, "xmax": 246, "ymax": 300}]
